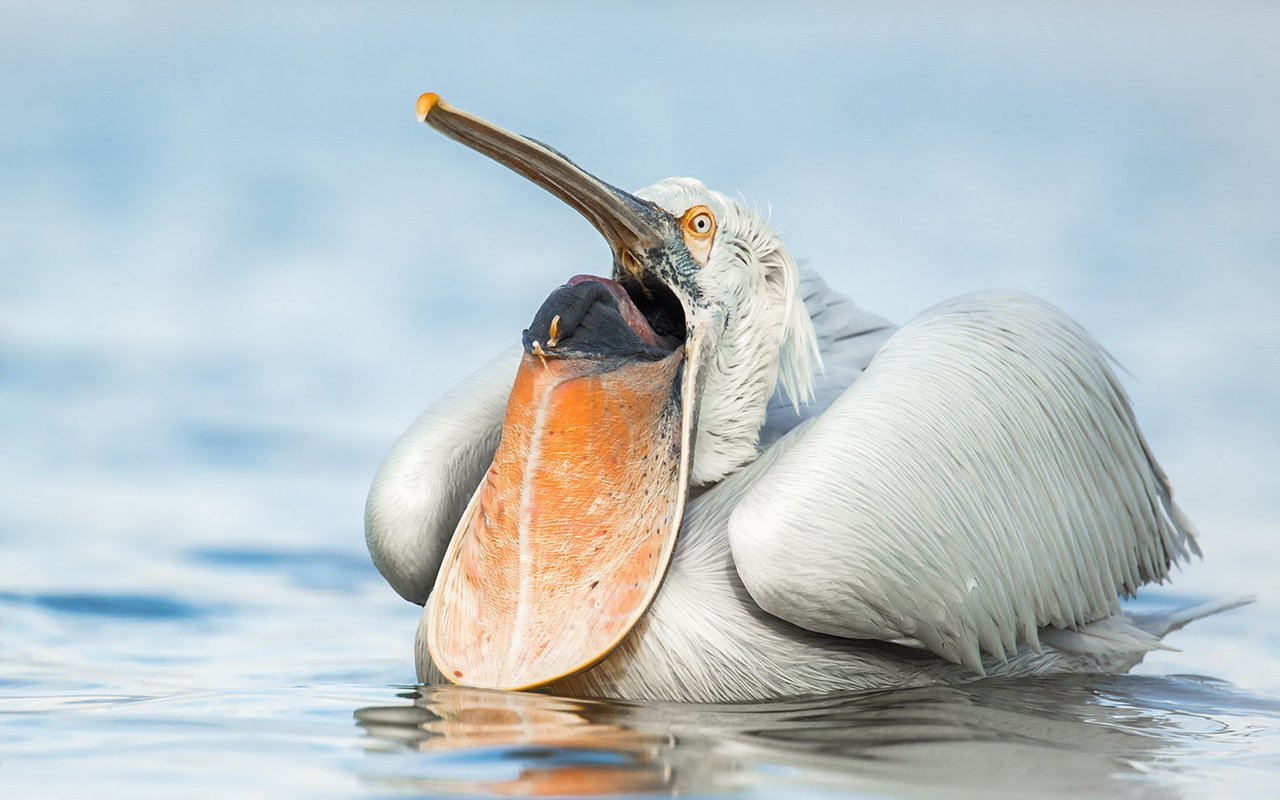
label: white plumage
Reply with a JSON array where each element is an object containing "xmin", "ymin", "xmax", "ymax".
[
  {"xmin": 369, "ymin": 177, "xmax": 1232, "ymax": 703},
  {"xmin": 731, "ymin": 290, "xmax": 1199, "ymax": 674}
]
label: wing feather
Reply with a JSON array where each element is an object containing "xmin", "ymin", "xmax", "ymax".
[
  {"xmin": 365, "ymin": 347, "xmax": 520, "ymax": 604},
  {"xmin": 729, "ymin": 291, "xmax": 1198, "ymax": 673}
]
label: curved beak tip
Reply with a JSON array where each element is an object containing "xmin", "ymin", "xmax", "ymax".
[{"xmin": 416, "ymin": 92, "xmax": 442, "ymax": 123}]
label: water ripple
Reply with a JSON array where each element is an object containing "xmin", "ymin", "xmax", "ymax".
[{"xmin": 0, "ymin": 591, "xmax": 210, "ymax": 620}]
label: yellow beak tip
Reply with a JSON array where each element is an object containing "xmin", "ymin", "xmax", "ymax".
[{"xmin": 416, "ymin": 92, "xmax": 441, "ymax": 123}]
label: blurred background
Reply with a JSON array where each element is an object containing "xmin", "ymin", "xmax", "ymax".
[{"xmin": 1, "ymin": 1, "xmax": 1278, "ymax": 794}]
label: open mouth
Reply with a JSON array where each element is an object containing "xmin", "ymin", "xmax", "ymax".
[
  {"xmin": 524, "ymin": 274, "xmax": 687, "ymax": 360},
  {"xmin": 618, "ymin": 275, "xmax": 687, "ymax": 345}
]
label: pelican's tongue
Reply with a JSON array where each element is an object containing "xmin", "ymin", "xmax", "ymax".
[
  {"xmin": 428, "ymin": 277, "xmax": 689, "ymax": 690},
  {"xmin": 563, "ymin": 275, "xmax": 670, "ymax": 350}
]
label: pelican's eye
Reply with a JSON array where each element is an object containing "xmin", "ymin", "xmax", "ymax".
[
  {"xmin": 680, "ymin": 205, "xmax": 716, "ymax": 265},
  {"xmin": 682, "ymin": 206, "xmax": 716, "ymax": 239}
]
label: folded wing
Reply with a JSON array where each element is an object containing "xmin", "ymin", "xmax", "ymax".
[{"xmin": 729, "ymin": 291, "xmax": 1200, "ymax": 673}]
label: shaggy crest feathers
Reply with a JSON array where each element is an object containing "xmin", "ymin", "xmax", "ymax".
[{"xmin": 636, "ymin": 178, "xmax": 822, "ymax": 484}]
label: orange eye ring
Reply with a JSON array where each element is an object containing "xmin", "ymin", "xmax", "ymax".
[{"xmin": 681, "ymin": 205, "xmax": 716, "ymax": 241}]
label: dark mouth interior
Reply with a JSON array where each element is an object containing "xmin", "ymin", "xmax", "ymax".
[{"xmin": 621, "ymin": 276, "xmax": 686, "ymax": 351}]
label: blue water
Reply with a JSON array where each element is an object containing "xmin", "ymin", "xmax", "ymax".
[{"xmin": 3, "ymin": 3, "xmax": 1279, "ymax": 797}]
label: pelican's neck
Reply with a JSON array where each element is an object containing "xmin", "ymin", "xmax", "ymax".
[
  {"xmin": 657, "ymin": 189, "xmax": 819, "ymax": 487},
  {"xmin": 688, "ymin": 324, "xmax": 788, "ymax": 485}
]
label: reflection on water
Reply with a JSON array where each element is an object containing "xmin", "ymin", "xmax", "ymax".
[
  {"xmin": 355, "ymin": 676, "xmax": 1280, "ymax": 797},
  {"xmin": 359, "ymin": 688, "xmax": 674, "ymax": 796}
]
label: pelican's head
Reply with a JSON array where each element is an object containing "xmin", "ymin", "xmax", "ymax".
[
  {"xmin": 630, "ymin": 177, "xmax": 820, "ymax": 483},
  {"xmin": 416, "ymin": 94, "xmax": 819, "ymax": 690}
]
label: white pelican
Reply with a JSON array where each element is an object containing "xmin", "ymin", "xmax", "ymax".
[{"xmin": 365, "ymin": 94, "xmax": 1241, "ymax": 703}]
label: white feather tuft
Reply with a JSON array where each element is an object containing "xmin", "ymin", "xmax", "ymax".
[{"xmin": 773, "ymin": 245, "xmax": 823, "ymax": 410}]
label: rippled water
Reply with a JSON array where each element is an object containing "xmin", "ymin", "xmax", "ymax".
[{"xmin": 3, "ymin": 3, "xmax": 1279, "ymax": 798}]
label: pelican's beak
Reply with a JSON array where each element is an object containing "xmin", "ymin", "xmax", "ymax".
[{"xmin": 419, "ymin": 94, "xmax": 713, "ymax": 690}]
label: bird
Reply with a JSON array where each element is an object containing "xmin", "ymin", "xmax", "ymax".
[{"xmin": 364, "ymin": 93, "xmax": 1243, "ymax": 703}]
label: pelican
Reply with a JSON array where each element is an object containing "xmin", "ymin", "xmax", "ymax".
[{"xmin": 365, "ymin": 94, "xmax": 1242, "ymax": 703}]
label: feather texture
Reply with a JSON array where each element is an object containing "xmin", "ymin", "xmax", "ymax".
[
  {"xmin": 729, "ymin": 291, "xmax": 1199, "ymax": 674},
  {"xmin": 761, "ymin": 270, "xmax": 896, "ymax": 446}
]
